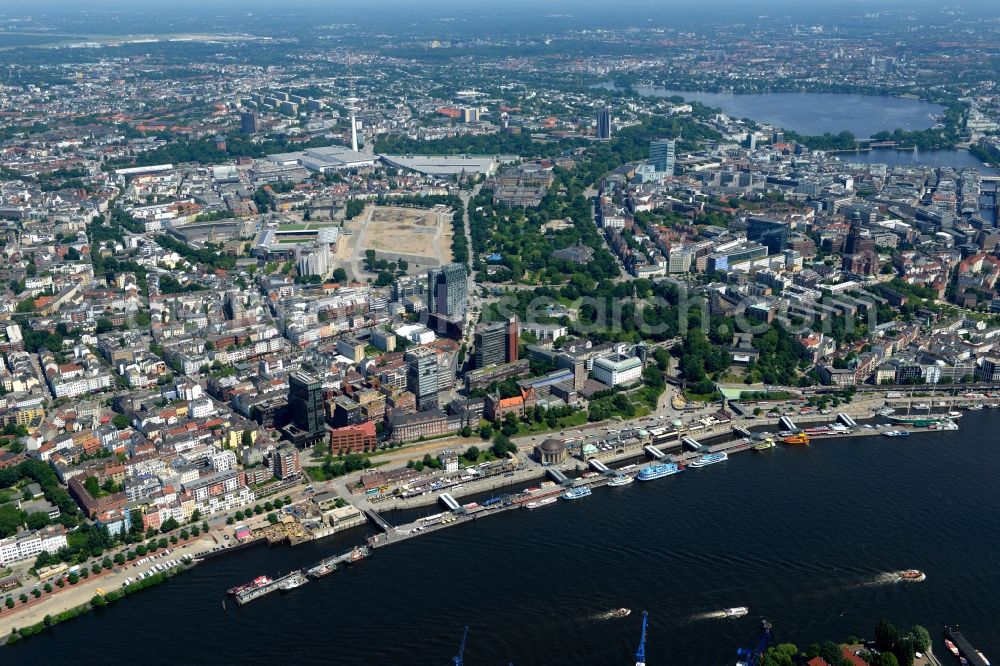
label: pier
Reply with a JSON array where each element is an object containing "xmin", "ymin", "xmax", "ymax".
[
  {"xmin": 547, "ymin": 468, "xmax": 570, "ymax": 484},
  {"xmin": 588, "ymin": 458, "xmax": 611, "ymax": 474},
  {"xmin": 360, "ymin": 506, "xmax": 393, "ymax": 532},
  {"xmin": 234, "ymin": 570, "xmax": 307, "ymax": 606},
  {"xmin": 644, "ymin": 444, "xmax": 666, "ymax": 459},
  {"xmin": 439, "ymin": 492, "xmax": 461, "ymax": 511},
  {"xmin": 944, "ymin": 626, "xmax": 989, "ymax": 666},
  {"xmin": 221, "ymin": 406, "xmax": 981, "ymax": 607},
  {"xmin": 306, "ymin": 546, "xmax": 371, "ymax": 577},
  {"xmin": 681, "ymin": 436, "xmax": 703, "ymax": 451},
  {"xmin": 837, "ymin": 413, "xmax": 857, "ymax": 428}
]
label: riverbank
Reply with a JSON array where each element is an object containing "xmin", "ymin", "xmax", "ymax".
[
  {"xmin": 0, "ymin": 535, "xmax": 218, "ymax": 640},
  {"xmin": 0, "ymin": 396, "xmax": 981, "ymax": 647},
  {"xmin": 7, "ymin": 410, "xmax": 1000, "ymax": 664}
]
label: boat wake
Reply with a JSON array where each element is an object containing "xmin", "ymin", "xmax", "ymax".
[
  {"xmin": 690, "ymin": 607, "xmax": 748, "ymax": 621},
  {"xmin": 690, "ymin": 610, "xmax": 728, "ymax": 621},
  {"xmin": 845, "ymin": 571, "xmax": 925, "ymax": 589},
  {"xmin": 590, "ymin": 608, "xmax": 631, "ymax": 621}
]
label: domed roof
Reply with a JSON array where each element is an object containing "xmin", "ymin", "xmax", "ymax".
[{"xmin": 538, "ymin": 438, "xmax": 567, "ymax": 452}]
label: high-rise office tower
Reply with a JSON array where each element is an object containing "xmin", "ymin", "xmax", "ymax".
[
  {"xmin": 240, "ymin": 111, "xmax": 258, "ymax": 135},
  {"xmin": 286, "ymin": 371, "xmax": 325, "ymax": 444},
  {"xmin": 597, "ymin": 107, "xmax": 612, "ymax": 140},
  {"xmin": 405, "ymin": 347, "xmax": 439, "ymax": 410},
  {"xmin": 474, "ymin": 316, "xmax": 519, "ymax": 368},
  {"xmin": 747, "ymin": 217, "xmax": 790, "ymax": 255},
  {"xmin": 427, "ymin": 263, "xmax": 467, "ymax": 319},
  {"xmin": 649, "ymin": 139, "xmax": 676, "ymax": 174}
]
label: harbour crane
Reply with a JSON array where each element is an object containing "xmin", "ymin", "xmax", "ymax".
[
  {"xmin": 634, "ymin": 611, "xmax": 649, "ymax": 666},
  {"xmin": 453, "ymin": 625, "xmax": 469, "ymax": 666},
  {"xmin": 736, "ymin": 620, "xmax": 774, "ymax": 666}
]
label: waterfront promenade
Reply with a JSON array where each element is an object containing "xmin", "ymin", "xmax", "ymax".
[{"xmin": 0, "ymin": 389, "xmax": 989, "ymax": 642}]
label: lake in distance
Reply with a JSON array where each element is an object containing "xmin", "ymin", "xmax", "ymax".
[
  {"xmin": 8, "ymin": 411, "xmax": 1000, "ymax": 665},
  {"xmin": 627, "ymin": 86, "xmax": 945, "ymax": 139}
]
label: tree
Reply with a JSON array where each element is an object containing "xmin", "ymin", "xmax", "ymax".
[
  {"xmin": 43, "ymin": 583, "xmax": 52, "ymax": 594},
  {"xmin": 875, "ymin": 619, "xmax": 900, "ymax": 652},
  {"xmin": 113, "ymin": 553, "xmax": 125, "ymax": 566},
  {"xmin": 102, "ymin": 557, "xmax": 113, "ymax": 570},
  {"xmin": 160, "ymin": 517, "xmax": 179, "ymax": 533},
  {"xmin": 26, "ymin": 511, "xmax": 50, "ymax": 530},
  {"xmin": 479, "ymin": 424, "xmax": 493, "ymax": 440},
  {"xmin": 463, "ymin": 446, "xmax": 480, "ymax": 462},
  {"xmin": 870, "ymin": 654, "xmax": 899, "ymax": 666},
  {"xmin": 0, "ymin": 505, "xmax": 26, "ymax": 538},
  {"xmin": 180, "ymin": 529, "xmax": 189, "ymax": 540},
  {"xmin": 267, "ymin": 513, "xmax": 278, "ymax": 524},
  {"xmin": 908, "ymin": 626, "xmax": 930, "ymax": 653}
]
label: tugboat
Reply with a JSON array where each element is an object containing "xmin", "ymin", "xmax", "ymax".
[
  {"xmin": 346, "ymin": 546, "xmax": 369, "ymax": 565},
  {"xmin": 307, "ymin": 563, "xmax": 335, "ymax": 579},
  {"xmin": 894, "ymin": 569, "xmax": 926, "ymax": 582}
]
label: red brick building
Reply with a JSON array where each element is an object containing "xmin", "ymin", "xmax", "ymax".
[{"xmin": 329, "ymin": 420, "xmax": 377, "ymax": 455}]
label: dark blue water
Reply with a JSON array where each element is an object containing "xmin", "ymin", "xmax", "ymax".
[
  {"xmin": 839, "ymin": 148, "xmax": 1000, "ymax": 175},
  {"xmin": 598, "ymin": 84, "xmax": 945, "ymax": 139},
  {"xmin": 9, "ymin": 412, "xmax": 1000, "ymax": 665}
]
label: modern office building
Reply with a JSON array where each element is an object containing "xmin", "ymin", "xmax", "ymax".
[
  {"xmin": 705, "ymin": 242, "xmax": 769, "ymax": 273},
  {"xmin": 597, "ymin": 107, "xmax": 612, "ymax": 140},
  {"xmin": 592, "ymin": 354, "xmax": 643, "ymax": 387},
  {"xmin": 747, "ymin": 217, "xmax": 790, "ymax": 254},
  {"xmin": 649, "ymin": 139, "xmax": 676, "ymax": 175},
  {"xmin": 427, "ymin": 263, "xmax": 467, "ymax": 319},
  {"xmin": 474, "ymin": 317, "xmax": 519, "ymax": 368},
  {"xmin": 240, "ymin": 111, "xmax": 258, "ymax": 135},
  {"xmin": 284, "ymin": 371, "xmax": 326, "ymax": 446},
  {"xmin": 405, "ymin": 347, "xmax": 439, "ymax": 410}
]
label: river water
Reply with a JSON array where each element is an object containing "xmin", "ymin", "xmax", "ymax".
[{"xmin": 8, "ymin": 412, "xmax": 1000, "ymax": 665}]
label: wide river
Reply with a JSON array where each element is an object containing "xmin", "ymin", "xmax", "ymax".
[
  {"xmin": 624, "ymin": 86, "xmax": 945, "ymax": 139},
  {"xmin": 8, "ymin": 411, "xmax": 1000, "ymax": 664}
]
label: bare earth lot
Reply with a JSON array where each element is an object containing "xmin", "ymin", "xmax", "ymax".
[{"xmin": 338, "ymin": 205, "xmax": 453, "ymax": 279}]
